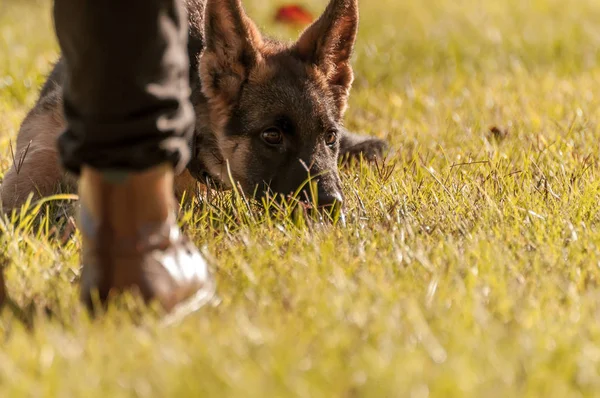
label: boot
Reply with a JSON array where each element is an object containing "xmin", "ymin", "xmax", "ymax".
[{"xmin": 78, "ymin": 163, "xmax": 214, "ymax": 314}]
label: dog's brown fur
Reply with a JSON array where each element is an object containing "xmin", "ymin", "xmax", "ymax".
[{"xmin": 1, "ymin": 0, "xmax": 387, "ymax": 212}]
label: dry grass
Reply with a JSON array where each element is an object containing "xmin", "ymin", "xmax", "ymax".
[{"xmin": 2, "ymin": 0, "xmax": 600, "ymax": 396}]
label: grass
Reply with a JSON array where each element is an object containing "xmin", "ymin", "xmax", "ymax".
[{"xmin": 2, "ymin": 0, "xmax": 600, "ymax": 396}]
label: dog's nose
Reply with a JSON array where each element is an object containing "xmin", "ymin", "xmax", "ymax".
[
  {"xmin": 297, "ymin": 186, "xmax": 344, "ymax": 209},
  {"xmin": 316, "ymin": 190, "xmax": 344, "ymax": 208}
]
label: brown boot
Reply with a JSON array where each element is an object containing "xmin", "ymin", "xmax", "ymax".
[{"xmin": 78, "ymin": 163, "xmax": 214, "ymax": 315}]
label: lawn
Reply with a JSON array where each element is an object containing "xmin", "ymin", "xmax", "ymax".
[{"xmin": 2, "ymin": 0, "xmax": 600, "ymax": 396}]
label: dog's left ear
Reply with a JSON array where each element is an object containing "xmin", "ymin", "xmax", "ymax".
[{"xmin": 293, "ymin": 0, "xmax": 358, "ymax": 118}]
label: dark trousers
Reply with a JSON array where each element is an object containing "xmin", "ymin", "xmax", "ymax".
[{"xmin": 53, "ymin": 0, "xmax": 193, "ymax": 175}]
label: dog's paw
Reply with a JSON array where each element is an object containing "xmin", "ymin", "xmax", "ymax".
[{"xmin": 339, "ymin": 129, "xmax": 388, "ymax": 163}]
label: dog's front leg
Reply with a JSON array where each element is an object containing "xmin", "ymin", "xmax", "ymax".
[{"xmin": 338, "ymin": 127, "xmax": 388, "ymax": 163}]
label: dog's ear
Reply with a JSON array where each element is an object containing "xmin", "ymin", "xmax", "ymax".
[
  {"xmin": 200, "ymin": 0, "xmax": 263, "ymax": 130},
  {"xmin": 293, "ymin": 0, "xmax": 358, "ymax": 117},
  {"xmin": 339, "ymin": 128, "xmax": 388, "ymax": 164}
]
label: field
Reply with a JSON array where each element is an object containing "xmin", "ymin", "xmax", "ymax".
[{"xmin": 2, "ymin": 0, "xmax": 600, "ymax": 396}]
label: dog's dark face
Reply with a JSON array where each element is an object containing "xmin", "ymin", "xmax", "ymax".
[{"xmin": 192, "ymin": 0, "xmax": 359, "ymax": 208}]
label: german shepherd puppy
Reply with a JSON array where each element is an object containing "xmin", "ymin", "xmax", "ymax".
[{"xmin": 0, "ymin": 0, "xmax": 387, "ymax": 212}]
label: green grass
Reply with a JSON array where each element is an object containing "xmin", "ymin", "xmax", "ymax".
[{"xmin": 2, "ymin": 0, "xmax": 600, "ymax": 396}]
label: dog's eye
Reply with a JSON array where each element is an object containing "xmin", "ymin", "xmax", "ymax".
[
  {"xmin": 325, "ymin": 130, "xmax": 338, "ymax": 147},
  {"xmin": 261, "ymin": 128, "xmax": 283, "ymax": 146}
]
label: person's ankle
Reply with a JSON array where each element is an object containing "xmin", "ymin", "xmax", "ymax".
[{"xmin": 78, "ymin": 163, "xmax": 177, "ymax": 234}]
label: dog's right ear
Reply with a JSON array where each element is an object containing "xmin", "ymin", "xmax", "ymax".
[{"xmin": 200, "ymin": 0, "xmax": 263, "ymax": 130}]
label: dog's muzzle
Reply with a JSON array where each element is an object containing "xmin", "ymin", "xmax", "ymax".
[{"xmin": 186, "ymin": 133, "xmax": 223, "ymax": 190}]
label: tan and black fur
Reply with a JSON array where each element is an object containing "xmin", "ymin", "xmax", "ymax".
[{"xmin": 0, "ymin": 0, "xmax": 387, "ymax": 211}]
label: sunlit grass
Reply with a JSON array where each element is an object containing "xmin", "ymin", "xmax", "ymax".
[{"xmin": 2, "ymin": 0, "xmax": 600, "ymax": 396}]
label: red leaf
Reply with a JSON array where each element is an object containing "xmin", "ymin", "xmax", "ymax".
[{"xmin": 275, "ymin": 5, "xmax": 314, "ymax": 26}]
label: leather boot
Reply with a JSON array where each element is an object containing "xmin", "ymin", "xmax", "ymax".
[{"xmin": 78, "ymin": 163, "xmax": 214, "ymax": 314}]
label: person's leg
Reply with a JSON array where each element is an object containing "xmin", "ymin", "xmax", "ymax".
[
  {"xmin": 54, "ymin": 0, "xmax": 193, "ymax": 173},
  {"xmin": 53, "ymin": 0, "xmax": 214, "ymax": 312}
]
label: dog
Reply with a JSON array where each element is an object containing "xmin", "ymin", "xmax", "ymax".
[{"xmin": 0, "ymin": 0, "xmax": 387, "ymax": 213}]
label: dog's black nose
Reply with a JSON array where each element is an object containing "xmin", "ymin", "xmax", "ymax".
[
  {"xmin": 316, "ymin": 190, "xmax": 343, "ymax": 208},
  {"xmin": 297, "ymin": 187, "xmax": 344, "ymax": 209}
]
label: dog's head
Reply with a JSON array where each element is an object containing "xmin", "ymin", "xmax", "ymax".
[{"xmin": 190, "ymin": 0, "xmax": 358, "ymax": 208}]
